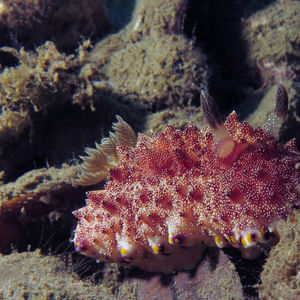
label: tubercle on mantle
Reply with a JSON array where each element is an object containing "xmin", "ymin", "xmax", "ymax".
[{"xmin": 72, "ymin": 85, "xmax": 299, "ymax": 273}]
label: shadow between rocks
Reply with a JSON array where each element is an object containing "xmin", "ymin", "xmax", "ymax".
[
  {"xmin": 183, "ymin": 0, "xmax": 276, "ymax": 110},
  {"xmin": 1, "ymin": 90, "xmax": 147, "ymax": 183}
]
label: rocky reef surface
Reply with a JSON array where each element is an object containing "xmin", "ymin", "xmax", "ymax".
[{"xmin": 0, "ymin": 0, "xmax": 299, "ymax": 299}]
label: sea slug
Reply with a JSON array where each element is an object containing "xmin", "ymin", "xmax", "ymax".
[{"xmin": 73, "ymin": 85, "xmax": 299, "ymax": 273}]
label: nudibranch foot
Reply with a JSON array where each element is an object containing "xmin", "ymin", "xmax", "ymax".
[
  {"xmin": 73, "ymin": 85, "xmax": 299, "ymax": 273},
  {"xmin": 131, "ymin": 244, "xmax": 206, "ymax": 273}
]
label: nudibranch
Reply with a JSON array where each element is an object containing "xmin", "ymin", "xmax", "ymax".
[{"xmin": 73, "ymin": 85, "xmax": 299, "ymax": 273}]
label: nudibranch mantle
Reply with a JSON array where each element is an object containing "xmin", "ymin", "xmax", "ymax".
[{"xmin": 73, "ymin": 85, "xmax": 299, "ymax": 273}]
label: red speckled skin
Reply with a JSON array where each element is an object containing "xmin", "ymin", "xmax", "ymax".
[{"xmin": 73, "ymin": 111, "xmax": 299, "ymax": 271}]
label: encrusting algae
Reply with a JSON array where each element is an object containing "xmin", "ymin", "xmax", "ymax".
[{"xmin": 73, "ymin": 85, "xmax": 299, "ymax": 273}]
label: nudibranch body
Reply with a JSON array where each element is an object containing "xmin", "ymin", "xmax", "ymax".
[{"xmin": 73, "ymin": 85, "xmax": 299, "ymax": 273}]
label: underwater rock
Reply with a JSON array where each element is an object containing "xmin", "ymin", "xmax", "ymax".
[
  {"xmin": 0, "ymin": 42, "xmax": 74, "ymax": 145},
  {"xmin": 0, "ymin": 164, "xmax": 78, "ymax": 251},
  {"xmin": 242, "ymin": 0, "xmax": 299, "ymax": 86},
  {"xmin": 83, "ymin": 0, "xmax": 209, "ymax": 107},
  {"xmin": 0, "ymin": 40, "xmax": 143, "ymax": 181},
  {"xmin": 144, "ymin": 105, "xmax": 206, "ymax": 136},
  {"xmin": 0, "ymin": 250, "xmax": 117, "ymax": 300},
  {"xmin": 0, "ymin": 0, "xmax": 109, "ymax": 52},
  {"xmin": 258, "ymin": 210, "xmax": 300, "ymax": 300},
  {"xmin": 0, "ymin": 41, "xmax": 84, "ymax": 180},
  {"xmin": 121, "ymin": 250, "xmax": 244, "ymax": 300},
  {"xmin": 0, "ymin": 249, "xmax": 243, "ymax": 300}
]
